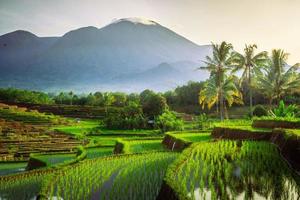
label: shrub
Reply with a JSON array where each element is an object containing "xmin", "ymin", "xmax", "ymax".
[
  {"xmin": 104, "ymin": 103, "xmax": 147, "ymax": 129},
  {"xmin": 140, "ymin": 90, "xmax": 168, "ymax": 118},
  {"xmin": 296, "ymin": 111, "xmax": 300, "ymax": 118},
  {"xmin": 197, "ymin": 113, "xmax": 209, "ymax": 130},
  {"xmin": 253, "ymin": 105, "xmax": 268, "ymax": 117},
  {"xmin": 269, "ymin": 100, "xmax": 298, "ymax": 118},
  {"xmin": 155, "ymin": 110, "xmax": 184, "ymax": 132}
]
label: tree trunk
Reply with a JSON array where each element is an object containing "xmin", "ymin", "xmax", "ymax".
[
  {"xmin": 249, "ymin": 66, "xmax": 253, "ymax": 118},
  {"xmin": 224, "ymin": 103, "xmax": 229, "ymax": 119},
  {"xmin": 220, "ymin": 89, "xmax": 224, "ymax": 121}
]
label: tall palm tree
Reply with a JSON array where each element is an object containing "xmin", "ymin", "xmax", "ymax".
[
  {"xmin": 199, "ymin": 41, "xmax": 239, "ymax": 120},
  {"xmin": 103, "ymin": 92, "xmax": 115, "ymax": 116},
  {"xmin": 68, "ymin": 91, "xmax": 74, "ymax": 105},
  {"xmin": 199, "ymin": 75, "xmax": 243, "ymax": 119},
  {"xmin": 257, "ymin": 49, "xmax": 300, "ymax": 105},
  {"xmin": 233, "ymin": 44, "xmax": 268, "ymax": 117}
]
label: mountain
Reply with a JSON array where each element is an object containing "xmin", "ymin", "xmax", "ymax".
[
  {"xmin": 0, "ymin": 30, "xmax": 58, "ymax": 75},
  {"xmin": 0, "ymin": 18, "xmax": 211, "ymax": 92}
]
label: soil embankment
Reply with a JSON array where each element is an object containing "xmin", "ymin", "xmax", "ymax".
[{"xmin": 162, "ymin": 134, "xmax": 190, "ymax": 151}]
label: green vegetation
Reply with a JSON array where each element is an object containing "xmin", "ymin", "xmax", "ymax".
[
  {"xmin": 269, "ymin": 100, "xmax": 299, "ymax": 118},
  {"xmin": 165, "ymin": 141, "xmax": 300, "ymax": 200},
  {"xmin": 0, "ymin": 41, "xmax": 300, "ymax": 199},
  {"xmin": 0, "ymin": 170, "xmax": 50, "ymax": 199},
  {"xmin": 0, "ymin": 88, "xmax": 53, "ymax": 104},
  {"xmin": 32, "ymin": 153, "xmax": 76, "ymax": 167},
  {"xmin": 43, "ymin": 152, "xmax": 177, "ymax": 200},
  {"xmin": 198, "ymin": 41, "xmax": 244, "ymax": 120},
  {"xmin": 52, "ymin": 119, "xmax": 100, "ymax": 136},
  {"xmin": 254, "ymin": 116, "xmax": 300, "ymax": 123},
  {"xmin": 0, "ymin": 162, "xmax": 27, "ymax": 176},
  {"xmin": 171, "ymin": 132, "xmax": 211, "ymax": 143},
  {"xmin": 104, "ymin": 102, "xmax": 147, "ymax": 129},
  {"xmin": 257, "ymin": 49, "xmax": 300, "ymax": 105},
  {"xmin": 0, "ymin": 103, "xmax": 66, "ymax": 124},
  {"xmin": 252, "ymin": 104, "xmax": 268, "ymax": 117},
  {"xmin": 86, "ymin": 146, "xmax": 113, "ymax": 159},
  {"xmin": 233, "ymin": 44, "xmax": 269, "ymax": 117},
  {"xmin": 155, "ymin": 110, "xmax": 184, "ymax": 132},
  {"xmin": 116, "ymin": 138, "xmax": 165, "ymax": 153}
]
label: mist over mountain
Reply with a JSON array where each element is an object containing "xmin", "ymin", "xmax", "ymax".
[{"xmin": 0, "ymin": 18, "xmax": 211, "ymax": 92}]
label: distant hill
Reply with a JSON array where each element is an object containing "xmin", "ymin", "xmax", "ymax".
[{"xmin": 0, "ymin": 18, "xmax": 211, "ymax": 92}]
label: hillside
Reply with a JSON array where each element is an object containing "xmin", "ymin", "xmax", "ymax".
[{"xmin": 0, "ymin": 18, "xmax": 211, "ymax": 92}]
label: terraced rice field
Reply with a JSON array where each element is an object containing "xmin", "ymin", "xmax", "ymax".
[
  {"xmin": 0, "ymin": 162, "xmax": 27, "ymax": 176},
  {"xmin": 165, "ymin": 141, "xmax": 300, "ymax": 200}
]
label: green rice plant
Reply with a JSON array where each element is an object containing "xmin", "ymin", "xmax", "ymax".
[
  {"xmin": 86, "ymin": 146, "xmax": 113, "ymax": 159},
  {"xmin": 44, "ymin": 152, "xmax": 178, "ymax": 200},
  {"xmin": 120, "ymin": 139, "xmax": 165, "ymax": 153},
  {"xmin": 34, "ymin": 153, "xmax": 76, "ymax": 167},
  {"xmin": 0, "ymin": 162, "xmax": 27, "ymax": 176},
  {"xmin": 165, "ymin": 141, "xmax": 300, "ymax": 200},
  {"xmin": 0, "ymin": 168, "xmax": 55, "ymax": 199},
  {"xmin": 169, "ymin": 132, "xmax": 211, "ymax": 143}
]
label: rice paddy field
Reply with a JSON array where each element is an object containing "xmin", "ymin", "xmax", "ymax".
[
  {"xmin": 0, "ymin": 162, "xmax": 27, "ymax": 176},
  {"xmin": 0, "ymin": 103, "xmax": 299, "ymax": 200},
  {"xmin": 165, "ymin": 141, "xmax": 300, "ymax": 200}
]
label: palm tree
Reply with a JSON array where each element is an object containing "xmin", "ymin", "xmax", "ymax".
[
  {"xmin": 233, "ymin": 44, "xmax": 268, "ymax": 117},
  {"xmin": 257, "ymin": 49, "xmax": 300, "ymax": 105},
  {"xmin": 58, "ymin": 92, "xmax": 65, "ymax": 104},
  {"xmin": 103, "ymin": 92, "xmax": 115, "ymax": 116},
  {"xmin": 68, "ymin": 91, "xmax": 74, "ymax": 105},
  {"xmin": 199, "ymin": 41, "xmax": 239, "ymax": 120},
  {"xmin": 199, "ymin": 75, "xmax": 243, "ymax": 119}
]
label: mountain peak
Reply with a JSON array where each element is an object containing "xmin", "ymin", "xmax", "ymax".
[
  {"xmin": 1, "ymin": 30, "xmax": 38, "ymax": 39},
  {"xmin": 111, "ymin": 18, "xmax": 157, "ymax": 26}
]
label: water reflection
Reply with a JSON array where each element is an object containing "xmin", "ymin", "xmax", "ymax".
[{"xmin": 178, "ymin": 141, "xmax": 300, "ymax": 200}]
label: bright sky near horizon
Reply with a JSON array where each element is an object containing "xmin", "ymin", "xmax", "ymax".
[{"xmin": 1, "ymin": 0, "xmax": 300, "ymax": 63}]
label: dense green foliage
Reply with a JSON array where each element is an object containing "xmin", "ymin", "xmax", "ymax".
[
  {"xmin": 0, "ymin": 88, "xmax": 53, "ymax": 104},
  {"xmin": 252, "ymin": 104, "xmax": 268, "ymax": 117},
  {"xmin": 257, "ymin": 49, "xmax": 300, "ymax": 104},
  {"xmin": 155, "ymin": 110, "xmax": 184, "ymax": 132},
  {"xmin": 0, "ymin": 103, "xmax": 67, "ymax": 124},
  {"xmin": 166, "ymin": 141, "xmax": 300, "ymax": 200},
  {"xmin": 104, "ymin": 102, "xmax": 147, "ymax": 129},
  {"xmin": 270, "ymin": 100, "xmax": 299, "ymax": 118}
]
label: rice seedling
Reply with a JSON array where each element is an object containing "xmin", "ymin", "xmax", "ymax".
[
  {"xmin": 43, "ymin": 152, "xmax": 178, "ymax": 200},
  {"xmin": 166, "ymin": 141, "xmax": 300, "ymax": 200}
]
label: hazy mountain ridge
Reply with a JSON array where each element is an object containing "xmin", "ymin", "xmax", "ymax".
[{"xmin": 0, "ymin": 18, "xmax": 211, "ymax": 92}]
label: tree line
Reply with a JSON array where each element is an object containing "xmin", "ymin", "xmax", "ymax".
[{"xmin": 198, "ymin": 42, "xmax": 300, "ymax": 120}]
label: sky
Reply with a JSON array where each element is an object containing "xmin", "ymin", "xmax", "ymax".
[{"xmin": 0, "ymin": 0, "xmax": 300, "ymax": 63}]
